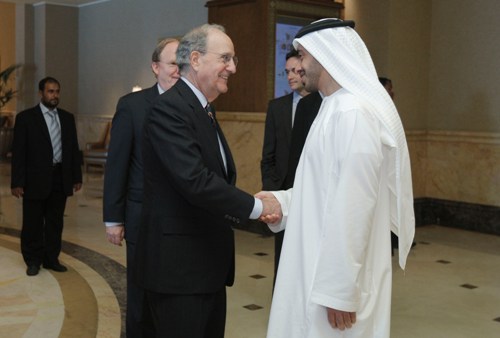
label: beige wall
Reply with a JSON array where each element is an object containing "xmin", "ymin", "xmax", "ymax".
[
  {"xmin": 343, "ymin": 0, "xmax": 500, "ymax": 208},
  {"xmin": 428, "ymin": 0, "xmax": 500, "ymax": 132},
  {"xmin": 345, "ymin": 0, "xmax": 431, "ymax": 131},
  {"xmin": 346, "ymin": 0, "xmax": 500, "ymax": 133},
  {"xmin": 31, "ymin": 4, "xmax": 78, "ymax": 114},
  {"xmin": 1, "ymin": 3, "xmax": 78, "ymax": 113}
]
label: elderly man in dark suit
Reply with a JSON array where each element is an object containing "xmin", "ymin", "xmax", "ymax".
[
  {"xmin": 135, "ymin": 24, "xmax": 279, "ymax": 338},
  {"xmin": 11, "ymin": 76, "xmax": 82, "ymax": 277},
  {"xmin": 103, "ymin": 38, "xmax": 179, "ymax": 337}
]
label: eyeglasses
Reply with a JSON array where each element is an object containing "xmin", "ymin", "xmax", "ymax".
[
  {"xmin": 156, "ymin": 60, "xmax": 178, "ymax": 68},
  {"xmin": 204, "ymin": 51, "xmax": 239, "ymax": 67}
]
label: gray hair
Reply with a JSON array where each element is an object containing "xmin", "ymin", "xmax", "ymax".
[{"xmin": 176, "ymin": 24, "xmax": 225, "ymax": 75}]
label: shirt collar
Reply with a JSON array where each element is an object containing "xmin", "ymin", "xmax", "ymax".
[
  {"xmin": 157, "ymin": 83, "xmax": 165, "ymax": 95},
  {"xmin": 39, "ymin": 103, "xmax": 57, "ymax": 115},
  {"xmin": 181, "ymin": 77, "xmax": 208, "ymax": 108},
  {"xmin": 292, "ymin": 91, "xmax": 303, "ymax": 104}
]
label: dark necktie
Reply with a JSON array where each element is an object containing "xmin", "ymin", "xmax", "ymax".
[{"xmin": 205, "ymin": 103, "xmax": 216, "ymax": 127}]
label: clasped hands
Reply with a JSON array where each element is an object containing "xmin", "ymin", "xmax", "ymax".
[{"xmin": 255, "ymin": 191, "xmax": 282, "ymax": 224}]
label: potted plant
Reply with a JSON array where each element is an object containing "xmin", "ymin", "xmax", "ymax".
[
  {"xmin": 0, "ymin": 64, "xmax": 21, "ymax": 110},
  {"xmin": 0, "ymin": 64, "xmax": 21, "ymax": 159}
]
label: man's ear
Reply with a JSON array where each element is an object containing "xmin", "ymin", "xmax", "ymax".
[
  {"xmin": 151, "ymin": 62, "xmax": 159, "ymax": 77},
  {"xmin": 190, "ymin": 51, "xmax": 202, "ymax": 71}
]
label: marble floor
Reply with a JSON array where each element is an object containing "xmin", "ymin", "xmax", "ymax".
[{"xmin": 0, "ymin": 163, "xmax": 499, "ymax": 337}]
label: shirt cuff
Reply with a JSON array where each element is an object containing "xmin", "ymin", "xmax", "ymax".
[
  {"xmin": 249, "ymin": 198, "xmax": 263, "ymax": 219},
  {"xmin": 105, "ymin": 222, "xmax": 123, "ymax": 227}
]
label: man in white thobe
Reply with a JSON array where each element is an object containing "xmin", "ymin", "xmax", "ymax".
[{"xmin": 257, "ymin": 19, "xmax": 415, "ymax": 338}]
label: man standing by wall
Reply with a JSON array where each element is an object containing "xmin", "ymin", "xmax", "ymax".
[
  {"xmin": 261, "ymin": 49, "xmax": 311, "ymax": 282},
  {"xmin": 103, "ymin": 38, "xmax": 179, "ymax": 337},
  {"xmin": 261, "ymin": 49, "xmax": 309, "ymax": 192},
  {"xmin": 11, "ymin": 76, "xmax": 82, "ymax": 277}
]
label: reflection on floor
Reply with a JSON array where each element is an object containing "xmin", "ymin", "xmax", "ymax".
[{"xmin": 0, "ymin": 164, "xmax": 499, "ymax": 337}]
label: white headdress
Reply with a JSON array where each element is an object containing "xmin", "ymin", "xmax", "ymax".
[{"xmin": 293, "ymin": 19, "xmax": 415, "ymax": 269}]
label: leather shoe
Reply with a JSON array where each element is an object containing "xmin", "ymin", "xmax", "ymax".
[
  {"xmin": 26, "ymin": 265, "xmax": 40, "ymax": 276},
  {"xmin": 43, "ymin": 262, "xmax": 68, "ymax": 272}
]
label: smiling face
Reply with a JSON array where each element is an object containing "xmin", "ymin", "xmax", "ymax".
[
  {"xmin": 285, "ymin": 56, "xmax": 305, "ymax": 93},
  {"xmin": 152, "ymin": 40, "xmax": 180, "ymax": 91},
  {"xmin": 190, "ymin": 28, "xmax": 237, "ymax": 102},
  {"xmin": 295, "ymin": 44, "xmax": 322, "ymax": 93}
]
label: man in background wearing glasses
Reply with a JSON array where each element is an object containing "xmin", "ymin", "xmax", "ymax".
[{"xmin": 103, "ymin": 37, "xmax": 179, "ymax": 337}]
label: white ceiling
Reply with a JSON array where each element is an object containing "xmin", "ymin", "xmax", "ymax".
[{"xmin": 2, "ymin": 0, "xmax": 109, "ymax": 7}]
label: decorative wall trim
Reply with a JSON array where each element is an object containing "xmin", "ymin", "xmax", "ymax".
[
  {"xmin": 414, "ymin": 197, "xmax": 500, "ymax": 236},
  {"xmin": 407, "ymin": 130, "xmax": 500, "ymax": 145},
  {"xmin": 33, "ymin": 0, "xmax": 112, "ymax": 8}
]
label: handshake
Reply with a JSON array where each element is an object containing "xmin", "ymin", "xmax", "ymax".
[{"xmin": 255, "ymin": 191, "xmax": 282, "ymax": 224}]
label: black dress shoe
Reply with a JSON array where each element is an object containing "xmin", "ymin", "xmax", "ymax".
[
  {"xmin": 43, "ymin": 263, "xmax": 68, "ymax": 272},
  {"xmin": 26, "ymin": 265, "xmax": 40, "ymax": 276}
]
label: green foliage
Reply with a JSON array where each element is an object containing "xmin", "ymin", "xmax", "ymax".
[{"xmin": 0, "ymin": 64, "xmax": 21, "ymax": 109}]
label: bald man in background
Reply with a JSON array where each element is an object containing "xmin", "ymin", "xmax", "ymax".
[{"xmin": 103, "ymin": 38, "xmax": 180, "ymax": 337}]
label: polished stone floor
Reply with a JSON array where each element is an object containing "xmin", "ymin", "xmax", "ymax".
[{"xmin": 0, "ymin": 163, "xmax": 499, "ymax": 337}]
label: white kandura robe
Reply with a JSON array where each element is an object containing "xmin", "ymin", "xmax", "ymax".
[{"xmin": 267, "ymin": 88, "xmax": 395, "ymax": 338}]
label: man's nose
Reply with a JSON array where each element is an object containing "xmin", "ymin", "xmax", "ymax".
[{"xmin": 227, "ymin": 59, "xmax": 236, "ymax": 74}]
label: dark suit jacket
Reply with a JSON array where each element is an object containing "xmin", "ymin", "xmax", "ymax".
[
  {"xmin": 135, "ymin": 80, "xmax": 255, "ymax": 295},
  {"xmin": 261, "ymin": 93, "xmax": 293, "ymax": 190},
  {"xmin": 11, "ymin": 105, "xmax": 82, "ymax": 199},
  {"xmin": 282, "ymin": 91, "xmax": 322, "ymax": 189},
  {"xmin": 103, "ymin": 84, "xmax": 159, "ymax": 243}
]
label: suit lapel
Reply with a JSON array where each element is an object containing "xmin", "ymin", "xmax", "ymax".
[
  {"xmin": 283, "ymin": 93, "xmax": 294, "ymax": 144},
  {"xmin": 176, "ymin": 81, "xmax": 229, "ymax": 179},
  {"xmin": 33, "ymin": 105, "xmax": 52, "ymax": 144},
  {"xmin": 214, "ymin": 120, "xmax": 233, "ymax": 182},
  {"xmin": 58, "ymin": 110, "xmax": 69, "ymax": 152}
]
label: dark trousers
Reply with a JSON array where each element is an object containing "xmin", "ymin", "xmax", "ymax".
[
  {"xmin": 21, "ymin": 167, "xmax": 67, "ymax": 267},
  {"xmin": 145, "ymin": 288, "xmax": 227, "ymax": 338},
  {"xmin": 126, "ymin": 240, "xmax": 155, "ymax": 338}
]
